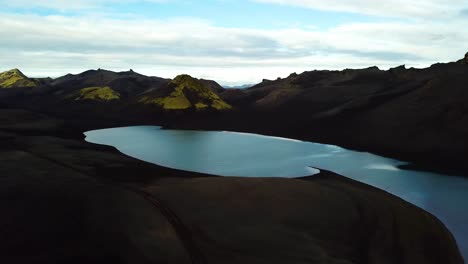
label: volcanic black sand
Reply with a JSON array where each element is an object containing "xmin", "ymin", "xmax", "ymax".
[{"xmin": 0, "ymin": 107, "xmax": 463, "ymax": 264}]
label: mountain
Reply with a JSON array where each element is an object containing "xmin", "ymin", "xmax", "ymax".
[
  {"xmin": 0, "ymin": 69, "xmax": 232, "ymax": 124},
  {"xmin": 140, "ymin": 74, "xmax": 232, "ymax": 111},
  {"xmin": 48, "ymin": 68, "xmax": 169, "ymax": 99},
  {"xmin": 244, "ymin": 53, "xmax": 468, "ymax": 116},
  {"xmin": 223, "ymin": 84, "xmax": 253, "ymax": 89},
  {"xmin": 0, "ymin": 69, "xmax": 37, "ymax": 88},
  {"xmin": 0, "ymin": 69, "xmax": 231, "ymax": 110},
  {"xmin": 222, "ymin": 66, "xmax": 406, "ymax": 110}
]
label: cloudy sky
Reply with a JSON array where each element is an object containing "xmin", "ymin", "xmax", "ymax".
[{"xmin": 1, "ymin": 0, "xmax": 467, "ymax": 85}]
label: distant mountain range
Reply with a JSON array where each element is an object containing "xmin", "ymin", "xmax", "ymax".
[
  {"xmin": 0, "ymin": 68, "xmax": 232, "ymax": 112},
  {"xmin": 1, "ymin": 52, "xmax": 468, "ymax": 173},
  {"xmin": 222, "ymin": 84, "xmax": 253, "ymax": 89}
]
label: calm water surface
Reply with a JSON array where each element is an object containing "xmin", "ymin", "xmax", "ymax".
[{"xmin": 85, "ymin": 126, "xmax": 468, "ymax": 260}]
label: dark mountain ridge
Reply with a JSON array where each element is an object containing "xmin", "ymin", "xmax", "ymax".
[{"xmin": 47, "ymin": 68, "xmax": 169, "ymax": 98}]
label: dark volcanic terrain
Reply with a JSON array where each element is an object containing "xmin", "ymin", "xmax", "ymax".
[
  {"xmin": 0, "ymin": 53, "xmax": 467, "ymax": 263},
  {"xmin": 0, "ymin": 108, "xmax": 463, "ymax": 263}
]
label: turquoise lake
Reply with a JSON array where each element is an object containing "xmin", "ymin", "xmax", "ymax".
[{"xmin": 85, "ymin": 125, "xmax": 468, "ymax": 260}]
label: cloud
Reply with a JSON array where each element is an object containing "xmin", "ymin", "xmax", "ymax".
[
  {"xmin": 461, "ymin": 9, "xmax": 468, "ymax": 16},
  {"xmin": 0, "ymin": 13, "xmax": 467, "ymax": 85},
  {"xmin": 1, "ymin": 0, "xmax": 169, "ymax": 11},
  {"xmin": 253, "ymin": 0, "xmax": 468, "ymax": 19}
]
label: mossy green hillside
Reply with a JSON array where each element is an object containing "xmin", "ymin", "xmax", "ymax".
[
  {"xmin": 141, "ymin": 74, "xmax": 232, "ymax": 110},
  {"xmin": 76, "ymin": 87, "xmax": 120, "ymax": 101},
  {"xmin": 0, "ymin": 69, "xmax": 37, "ymax": 88}
]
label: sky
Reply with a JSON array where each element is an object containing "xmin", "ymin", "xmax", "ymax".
[{"xmin": 0, "ymin": 0, "xmax": 468, "ymax": 85}]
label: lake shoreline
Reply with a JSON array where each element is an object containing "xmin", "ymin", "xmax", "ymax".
[
  {"xmin": 6, "ymin": 102, "xmax": 467, "ymax": 178},
  {"xmin": 84, "ymin": 125, "xmax": 468, "ymax": 259},
  {"xmin": 86, "ymin": 126, "xmax": 468, "ymax": 260},
  {"xmin": 79, "ymin": 116, "xmax": 467, "ymax": 178},
  {"xmin": 160, "ymin": 113, "xmax": 468, "ymax": 178},
  {"xmin": 0, "ymin": 107, "xmax": 464, "ymax": 263}
]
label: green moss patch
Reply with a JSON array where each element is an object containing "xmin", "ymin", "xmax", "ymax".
[
  {"xmin": 194, "ymin": 102, "xmax": 209, "ymax": 109},
  {"xmin": 155, "ymin": 96, "xmax": 192, "ymax": 110},
  {"xmin": 76, "ymin": 87, "xmax": 120, "ymax": 101},
  {"xmin": 0, "ymin": 69, "xmax": 37, "ymax": 88},
  {"xmin": 141, "ymin": 74, "xmax": 232, "ymax": 111}
]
